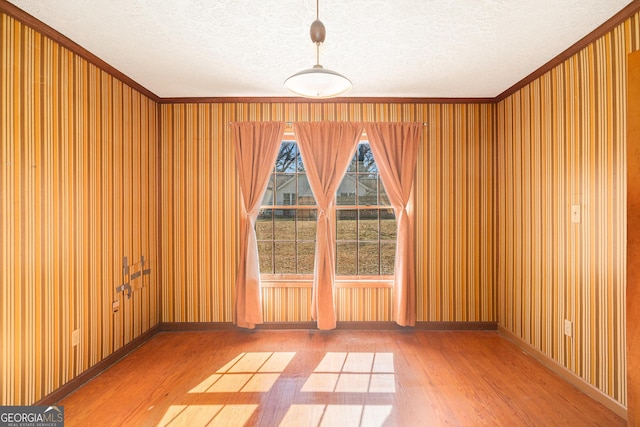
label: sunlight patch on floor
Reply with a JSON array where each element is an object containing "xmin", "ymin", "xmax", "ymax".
[
  {"xmin": 302, "ymin": 352, "xmax": 396, "ymax": 393},
  {"xmin": 158, "ymin": 404, "xmax": 258, "ymax": 427},
  {"xmin": 178, "ymin": 351, "xmax": 396, "ymax": 426},
  {"xmin": 189, "ymin": 352, "xmax": 296, "ymax": 394},
  {"xmin": 280, "ymin": 404, "xmax": 392, "ymax": 427}
]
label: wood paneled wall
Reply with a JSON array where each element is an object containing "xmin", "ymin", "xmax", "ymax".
[
  {"xmin": 496, "ymin": 11, "xmax": 640, "ymax": 406},
  {"xmin": 417, "ymin": 104, "xmax": 495, "ymax": 321},
  {"xmin": 0, "ymin": 14, "xmax": 159, "ymax": 405},
  {"xmin": 160, "ymin": 103, "xmax": 495, "ymax": 324},
  {"xmin": 159, "ymin": 104, "xmax": 235, "ymax": 322}
]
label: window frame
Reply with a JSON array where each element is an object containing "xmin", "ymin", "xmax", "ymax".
[{"xmin": 258, "ymin": 134, "xmax": 394, "ymax": 288}]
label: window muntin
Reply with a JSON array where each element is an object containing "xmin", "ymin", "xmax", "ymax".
[{"xmin": 257, "ymin": 140, "xmax": 395, "ymax": 280}]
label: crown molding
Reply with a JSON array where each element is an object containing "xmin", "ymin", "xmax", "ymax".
[{"xmin": 159, "ymin": 96, "xmax": 495, "ymax": 104}]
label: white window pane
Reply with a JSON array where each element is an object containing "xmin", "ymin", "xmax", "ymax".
[
  {"xmin": 337, "ymin": 242, "xmax": 357, "ymax": 275},
  {"xmin": 298, "ymin": 243, "xmax": 315, "ymax": 274},
  {"xmin": 274, "ymin": 209, "xmax": 295, "ymax": 234},
  {"xmin": 346, "ymin": 149, "xmax": 357, "ymax": 172},
  {"xmin": 336, "ymin": 174, "xmax": 356, "ymax": 205},
  {"xmin": 297, "ymin": 212, "xmax": 317, "ymax": 240},
  {"xmin": 359, "ymin": 210, "xmax": 379, "ymax": 240},
  {"xmin": 356, "ymin": 143, "xmax": 375, "ymax": 173},
  {"xmin": 256, "ymin": 210, "xmax": 273, "ymax": 240},
  {"xmin": 262, "ymin": 175, "xmax": 275, "ymax": 206},
  {"xmin": 336, "ymin": 210, "xmax": 357, "ymax": 240},
  {"xmin": 358, "ymin": 242, "xmax": 379, "ymax": 275},
  {"xmin": 381, "ymin": 243, "xmax": 395, "ymax": 275},
  {"xmin": 275, "ymin": 174, "xmax": 295, "ymax": 206},
  {"xmin": 276, "ymin": 141, "xmax": 298, "ymax": 172},
  {"xmin": 258, "ymin": 242, "xmax": 273, "ymax": 274},
  {"xmin": 275, "ymin": 242, "xmax": 296, "ymax": 274},
  {"xmin": 380, "ymin": 209, "xmax": 396, "ymax": 240},
  {"xmin": 358, "ymin": 175, "xmax": 378, "ymax": 205},
  {"xmin": 297, "ymin": 174, "xmax": 315, "ymax": 205},
  {"xmin": 379, "ymin": 176, "xmax": 391, "ymax": 206}
]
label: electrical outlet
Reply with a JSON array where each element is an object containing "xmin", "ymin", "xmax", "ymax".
[
  {"xmin": 571, "ymin": 205, "xmax": 581, "ymax": 223},
  {"xmin": 112, "ymin": 299, "xmax": 120, "ymax": 313},
  {"xmin": 564, "ymin": 319, "xmax": 573, "ymax": 337},
  {"xmin": 72, "ymin": 329, "xmax": 80, "ymax": 346}
]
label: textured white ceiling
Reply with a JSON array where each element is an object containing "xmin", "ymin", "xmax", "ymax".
[{"xmin": 8, "ymin": 0, "xmax": 633, "ymax": 98}]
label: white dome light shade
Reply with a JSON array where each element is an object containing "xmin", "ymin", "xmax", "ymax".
[{"xmin": 284, "ymin": 65, "xmax": 352, "ymax": 98}]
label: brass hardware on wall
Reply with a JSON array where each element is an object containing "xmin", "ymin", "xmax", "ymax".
[{"xmin": 116, "ymin": 256, "xmax": 152, "ymax": 299}]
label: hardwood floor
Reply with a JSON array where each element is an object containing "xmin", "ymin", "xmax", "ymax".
[{"xmin": 57, "ymin": 330, "xmax": 624, "ymax": 426}]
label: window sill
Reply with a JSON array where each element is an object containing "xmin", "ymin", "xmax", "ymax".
[{"xmin": 260, "ymin": 276, "xmax": 393, "ymax": 289}]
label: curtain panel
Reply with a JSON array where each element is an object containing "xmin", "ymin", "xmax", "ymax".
[
  {"xmin": 364, "ymin": 122, "xmax": 422, "ymax": 326},
  {"xmin": 294, "ymin": 122, "xmax": 364, "ymax": 329},
  {"xmin": 232, "ymin": 121, "xmax": 285, "ymax": 329}
]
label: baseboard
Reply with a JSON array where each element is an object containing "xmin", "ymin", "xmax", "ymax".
[
  {"xmin": 497, "ymin": 325, "xmax": 627, "ymax": 421},
  {"xmin": 158, "ymin": 322, "xmax": 237, "ymax": 331},
  {"xmin": 334, "ymin": 321, "xmax": 497, "ymax": 330},
  {"xmin": 415, "ymin": 321, "xmax": 498, "ymax": 330},
  {"xmin": 158, "ymin": 321, "xmax": 498, "ymax": 331},
  {"xmin": 35, "ymin": 324, "xmax": 160, "ymax": 405}
]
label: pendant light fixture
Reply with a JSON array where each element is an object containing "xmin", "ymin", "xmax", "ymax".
[{"xmin": 284, "ymin": 0, "xmax": 352, "ymax": 98}]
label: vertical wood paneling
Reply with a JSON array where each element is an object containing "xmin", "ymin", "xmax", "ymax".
[
  {"xmin": 261, "ymin": 287, "xmax": 312, "ymax": 322},
  {"xmin": 496, "ymin": 12, "xmax": 639, "ymax": 406},
  {"xmin": 415, "ymin": 104, "xmax": 495, "ymax": 322},
  {"xmin": 160, "ymin": 103, "xmax": 495, "ymax": 324},
  {"xmin": 335, "ymin": 288, "xmax": 392, "ymax": 322},
  {"xmin": 160, "ymin": 103, "xmax": 236, "ymax": 322},
  {"xmin": 0, "ymin": 14, "xmax": 159, "ymax": 405}
]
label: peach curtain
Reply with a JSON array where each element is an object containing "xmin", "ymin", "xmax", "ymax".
[
  {"xmin": 364, "ymin": 122, "xmax": 422, "ymax": 327},
  {"xmin": 232, "ymin": 121, "xmax": 285, "ymax": 329},
  {"xmin": 294, "ymin": 122, "xmax": 363, "ymax": 330}
]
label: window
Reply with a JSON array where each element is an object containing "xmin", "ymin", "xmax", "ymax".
[
  {"xmin": 257, "ymin": 141, "xmax": 316, "ymax": 275},
  {"xmin": 256, "ymin": 140, "xmax": 395, "ymax": 281},
  {"xmin": 336, "ymin": 142, "xmax": 395, "ymax": 277}
]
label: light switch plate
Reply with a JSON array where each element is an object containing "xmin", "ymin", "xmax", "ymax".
[{"xmin": 564, "ymin": 319, "xmax": 573, "ymax": 337}]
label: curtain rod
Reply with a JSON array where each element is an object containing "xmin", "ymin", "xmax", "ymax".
[{"xmin": 228, "ymin": 121, "xmax": 428, "ymax": 126}]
